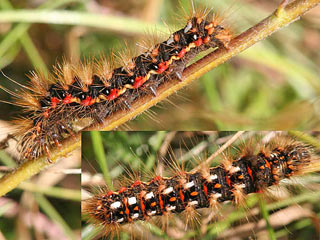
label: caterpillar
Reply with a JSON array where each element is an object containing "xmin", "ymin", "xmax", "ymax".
[
  {"xmin": 82, "ymin": 131, "xmax": 320, "ymax": 239},
  {"xmin": 0, "ymin": 6, "xmax": 231, "ymax": 162}
]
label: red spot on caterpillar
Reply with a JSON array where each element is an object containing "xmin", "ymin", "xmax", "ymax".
[
  {"xmin": 194, "ymin": 38, "xmax": 203, "ymax": 47},
  {"xmin": 132, "ymin": 180, "xmax": 142, "ymax": 187},
  {"xmin": 107, "ymin": 191, "xmax": 114, "ymax": 196},
  {"xmin": 204, "ymin": 36, "xmax": 211, "ymax": 44},
  {"xmin": 264, "ymin": 159, "xmax": 271, "ymax": 169},
  {"xmin": 133, "ymin": 76, "xmax": 145, "ymax": 88},
  {"xmin": 151, "ymin": 176, "xmax": 162, "ymax": 183},
  {"xmin": 81, "ymin": 96, "xmax": 93, "ymax": 106},
  {"xmin": 123, "ymin": 198, "xmax": 130, "ymax": 220},
  {"xmin": 247, "ymin": 166, "xmax": 254, "ymax": 181},
  {"xmin": 226, "ymin": 175, "xmax": 231, "ymax": 187},
  {"xmin": 158, "ymin": 188, "xmax": 164, "ymax": 211},
  {"xmin": 51, "ymin": 97, "xmax": 60, "ymax": 108},
  {"xmin": 190, "ymin": 191, "xmax": 198, "ymax": 196},
  {"xmin": 119, "ymin": 187, "xmax": 127, "ymax": 193},
  {"xmin": 140, "ymin": 192, "xmax": 146, "ymax": 215},
  {"xmin": 178, "ymin": 49, "xmax": 187, "ymax": 58},
  {"xmin": 170, "ymin": 197, "xmax": 177, "ymax": 202},
  {"xmin": 179, "ymin": 189, "xmax": 185, "ymax": 203},
  {"xmin": 63, "ymin": 93, "xmax": 72, "ymax": 104},
  {"xmin": 203, "ymin": 184, "xmax": 208, "ymax": 198},
  {"xmin": 107, "ymin": 89, "xmax": 119, "ymax": 100},
  {"xmin": 157, "ymin": 62, "xmax": 169, "ymax": 74}
]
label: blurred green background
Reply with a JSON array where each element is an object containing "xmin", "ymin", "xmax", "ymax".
[
  {"xmin": 82, "ymin": 131, "xmax": 320, "ymax": 240},
  {"xmin": 0, "ymin": 0, "xmax": 319, "ymax": 130}
]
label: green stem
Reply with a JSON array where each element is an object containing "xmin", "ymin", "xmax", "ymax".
[
  {"xmin": 259, "ymin": 196, "xmax": 276, "ymax": 240},
  {"xmin": 0, "ymin": 10, "xmax": 168, "ymax": 35},
  {"xmin": 0, "ymin": 136, "xmax": 80, "ymax": 196},
  {"xmin": 90, "ymin": 131, "xmax": 113, "ymax": 189},
  {"xmin": 19, "ymin": 182, "xmax": 81, "ymax": 201}
]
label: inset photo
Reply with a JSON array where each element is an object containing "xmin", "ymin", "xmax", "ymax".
[{"xmin": 81, "ymin": 131, "xmax": 320, "ymax": 240}]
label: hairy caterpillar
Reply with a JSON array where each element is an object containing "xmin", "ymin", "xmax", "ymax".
[
  {"xmin": 82, "ymin": 131, "xmax": 320, "ymax": 239},
  {"xmin": 0, "ymin": 6, "xmax": 231, "ymax": 162}
]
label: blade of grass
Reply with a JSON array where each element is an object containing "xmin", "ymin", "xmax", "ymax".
[
  {"xmin": 90, "ymin": 131, "xmax": 112, "ymax": 189},
  {"xmin": 19, "ymin": 182, "xmax": 80, "ymax": 201},
  {"xmin": 0, "ymin": 10, "xmax": 168, "ymax": 35},
  {"xmin": 81, "ymin": 224, "xmax": 102, "ymax": 240},
  {"xmin": 259, "ymin": 195, "xmax": 276, "ymax": 240},
  {"xmin": 34, "ymin": 193, "xmax": 76, "ymax": 240},
  {"xmin": 0, "ymin": 40, "xmax": 21, "ymax": 69}
]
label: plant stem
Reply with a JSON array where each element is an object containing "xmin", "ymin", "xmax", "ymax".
[
  {"xmin": 0, "ymin": 10, "xmax": 168, "ymax": 35},
  {"xmin": 90, "ymin": 131, "xmax": 113, "ymax": 189},
  {"xmin": 0, "ymin": 136, "xmax": 80, "ymax": 196}
]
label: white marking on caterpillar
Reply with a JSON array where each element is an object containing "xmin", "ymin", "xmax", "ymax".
[
  {"xmin": 116, "ymin": 218, "xmax": 124, "ymax": 223},
  {"xmin": 210, "ymin": 174, "xmax": 218, "ymax": 181},
  {"xmin": 132, "ymin": 213, "xmax": 139, "ymax": 219},
  {"xmin": 230, "ymin": 166, "xmax": 241, "ymax": 173},
  {"xmin": 271, "ymin": 153, "xmax": 277, "ymax": 158},
  {"xmin": 185, "ymin": 181, "xmax": 195, "ymax": 189},
  {"xmin": 145, "ymin": 192, "xmax": 154, "ymax": 200},
  {"xmin": 167, "ymin": 205, "xmax": 176, "ymax": 211},
  {"xmin": 189, "ymin": 200, "xmax": 198, "ymax": 206},
  {"xmin": 149, "ymin": 210, "xmax": 156, "ymax": 216},
  {"xmin": 110, "ymin": 201, "xmax": 121, "ymax": 209},
  {"xmin": 128, "ymin": 197, "xmax": 136, "ymax": 205},
  {"xmin": 214, "ymin": 193, "xmax": 222, "ymax": 199},
  {"xmin": 162, "ymin": 186, "xmax": 173, "ymax": 195}
]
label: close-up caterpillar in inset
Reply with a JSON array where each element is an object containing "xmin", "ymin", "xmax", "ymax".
[{"xmin": 81, "ymin": 131, "xmax": 320, "ymax": 239}]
